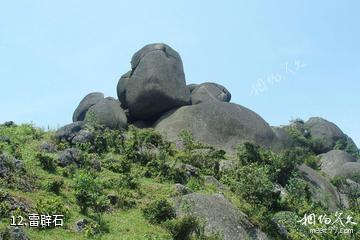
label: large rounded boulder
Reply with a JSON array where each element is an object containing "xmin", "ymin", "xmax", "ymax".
[
  {"xmin": 298, "ymin": 164, "xmax": 342, "ymax": 211},
  {"xmin": 174, "ymin": 193, "xmax": 269, "ymax": 240},
  {"xmin": 72, "ymin": 92, "xmax": 104, "ymax": 122},
  {"xmin": 305, "ymin": 117, "xmax": 346, "ymax": 152},
  {"xmin": 154, "ymin": 101, "xmax": 276, "ymax": 153},
  {"xmin": 85, "ymin": 98, "xmax": 127, "ymax": 129},
  {"xmin": 191, "ymin": 82, "xmax": 231, "ymax": 105},
  {"xmin": 319, "ymin": 150, "xmax": 357, "ymax": 178},
  {"xmin": 117, "ymin": 43, "xmax": 191, "ymax": 120}
]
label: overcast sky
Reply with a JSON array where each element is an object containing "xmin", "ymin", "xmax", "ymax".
[{"xmin": 1, "ymin": 0, "xmax": 359, "ymax": 146}]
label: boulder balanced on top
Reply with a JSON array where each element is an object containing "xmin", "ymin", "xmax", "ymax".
[{"xmin": 69, "ymin": 43, "xmax": 358, "ymax": 155}]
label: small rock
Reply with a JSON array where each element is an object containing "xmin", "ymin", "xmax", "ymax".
[
  {"xmin": 55, "ymin": 121, "xmax": 85, "ymax": 143},
  {"xmin": 0, "ymin": 136, "xmax": 11, "ymax": 144},
  {"xmin": 174, "ymin": 183, "xmax": 191, "ymax": 195},
  {"xmin": 58, "ymin": 148, "xmax": 82, "ymax": 167},
  {"xmin": 3, "ymin": 227, "xmax": 29, "ymax": 240},
  {"xmin": 91, "ymin": 159, "xmax": 101, "ymax": 172},
  {"xmin": 74, "ymin": 219, "xmax": 89, "ymax": 232},
  {"xmin": 71, "ymin": 130, "xmax": 94, "ymax": 145},
  {"xmin": 39, "ymin": 142, "xmax": 57, "ymax": 153},
  {"xmin": 73, "ymin": 92, "xmax": 104, "ymax": 122}
]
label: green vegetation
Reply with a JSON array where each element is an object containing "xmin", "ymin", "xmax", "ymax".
[{"xmin": 0, "ymin": 122, "xmax": 359, "ymax": 239}]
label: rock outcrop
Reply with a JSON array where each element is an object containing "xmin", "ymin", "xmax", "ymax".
[
  {"xmin": 174, "ymin": 193, "xmax": 269, "ymax": 240},
  {"xmin": 155, "ymin": 101, "xmax": 276, "ymax": 153},
  {"xmin": 298, "ymin": 164, "xmax": 342, "ymax": 211},
  {"xmin": 191, "ymin": 82, "xmax": 231, "ymax": 105},
  {"xmin": 85, "ymin": 98, "xmax": 127, "ymax": 129},
  {"xmin": 305, "ymin": 117, "xmax": 347, "ymax": 152},
  {"xmin": 72, "ymin": 92, "xmax": 104, "ymax": 122},
  {"xmin": 319, "ymin": 150, "xmax": 357, "ymax": 178},
  {"xmin": 117, "ymin": 43, "xmax": 191, "ymax": 120}
]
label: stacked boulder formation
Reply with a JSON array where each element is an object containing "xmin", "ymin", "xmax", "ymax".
[{"xmin": 69, "ymin": 43, "xmax": 279, "ymax": 153}]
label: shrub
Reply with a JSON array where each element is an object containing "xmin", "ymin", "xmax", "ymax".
[
  {"xmin": 176, "ymin": 131, "xmax": 224, "ymax": 177},
  {"xmin": 103, "ymin": 154, "xmax": 131, "ymax": 174},
  {"xmin": 74, "ymin": 171, "xmax": 107, "ymax": 214},
  {"xmin": 35, "ymin": 197, "xmax": 69, "ymax": 227},
  {"xmin": 45, "ymin": 177, "xmax": 64, "ymax": 195},
  {"xmin": 224, "ymin": 163, "xmax": 276, "ymax": 208},
  {"xmin": 145, "ymin": 150, "xmax": 188, "ymax": 183},
  {"xmin": 36, "ymin": 152, "xmax": 57, "ymax": 172},
  {"xmin": 304, "ymin": 155, "xmax": 320, "ymax": 170},
  {"xmin": 164, "ymin": 215, "xmax": 224, "ymax": 240},
  {"xmin": 142, "ymin": 198, "xmax": 176, "ymax": 224},
  {"xmin": 186, "ymin": 177, "xmax": 203, "ymax": 192},
  {"xmin": 282, "ymin": 177, "xmax": 313, "ymax": 215},
  {"xmin": 164, "ymin": 215, "xmax": 200, "ymax": 240},
  {"xmin": 335, "ymin": 138, "xmax": 360, "ymax": 158}
]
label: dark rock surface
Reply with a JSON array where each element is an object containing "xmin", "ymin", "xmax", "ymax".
[
  {"xmin": 187, "ymin": 83, "xmax": 199, "ymax": 93},
  {"xmin": 1, "ymin": 227, "xmax": 29, "ymax": 240},
  {"xmin": 39, "ymin": 142, "xmax": 57, "ymax": 153},
  {"xmin": 55, "ymin": 121, "xmax": 85, "ymax": 143},
  {"xmin": 72, "ymin": 92, "xmax": 104, "ymax": 122},
  {"xmin": 155, "ymin": 101, "xmax": 276, "ymax": 153},
  {"xmin": 85, "ymin": 98, "xmax": 127, "ymax": 129},
  {"xmin": 71, "ymin": 129, "xmax": 93, "ymax": 145},
  {"xmin": 58, "ymin": 148, "xmax": 82, "ymax": 167},
  {"xmin": 117, "ymin": 43, "xmax": 191, "ymax": 120},
  {"xmin": 191, "ymin": 82, "xmax": 231, "ymax": 104},
  {"xmin": 174, "ymin": 193, "xmax": 269, "ymax": 240}
]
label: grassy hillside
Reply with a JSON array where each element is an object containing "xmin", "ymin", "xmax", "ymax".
[{"xmin": 0, "ymin": 122, "xmax": 359, "ymax": 239}]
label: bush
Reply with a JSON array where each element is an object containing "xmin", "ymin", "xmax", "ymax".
[
  {"xmin": 35, "ymin": 197, "xmax": 69, "ymax": 227},
  {"xmin": 176, "ymin": 130, "xmax": 224, "ymax": 177},
  {"xmin": 36, "ymin": 152, "xmax": 57, "ymax": 172},
  {"xmin": 164, "ymin": 215, "xmax": 224, "ymax": 240},
  {"xmin": 186, "ymin": 177, "xmax": 203, "ymax": 192},
  {"xmin": 164, "ymin": 215, "xmax": 200, "ymax": 240},
  {"xmin": 103, "ymin": 154, "xmax": 131, "ymax": 174},
  {"xmin": 45, "ymin": 177, "xmax": 64, "ymax": 195},
  {"xmin": 223, "ymin": 163, "xmax": 276, "ymax": 208},
  {"xmin": 142, "ymin": 198, "xmax": 176, "ymax": 224},
  {"xmin": 304, "ymin": 155, "xmax": 320, "ymax": 170},
  {"xmin": 144, "ymin": 150, "xmax": 188, "ymax": 183},
  {"xmin": 335, "ymin": 138, "xmax": 360, "ymax": 158},
  {"xmin": 74, "ymin": 171, "xmax": 108, "ymax": 214}
]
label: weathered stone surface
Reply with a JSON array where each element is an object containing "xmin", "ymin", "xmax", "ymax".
[
  {"xmin": 319, "ymin": 150, "xmax": 357, "ymax": 178},
  {"xmin": 74, "ymin": 219, "xmax": 89, "ymax": 232},
  {"xmin": 191, "ymin": 82, "xmax": 231, "ymax": 105},
  {"xmin": 298, "ymin": 164, "xmax": 341, "ymax": 211},
  {"xmin": 117, "ymin": 43, "xmax": 191, "ymax": 120},
  {"xmin": 85, "ymin": 98, "xmax": 127, "ymax": 129},
  {"xmin": 55, "ymin": 121, "xmax": 85, "ymax": 142},
  {"xmin": 305, "ymin": 117, "xmax": 346, "ymax": 152},
  {"xmin": 0, "ymin": 154, "xmax": 23, "ymax": 178},
  {"xmin": 187, "ymin": 83, "xmax": 199, "ymax": 93},
  {"xmin": 2, "ymin": 227, "xmax": 29, "ymax": 240},
  {"xmin": 73, "ymin": 92, "xmax": 104, "ymax": 122},
  {"xmin": 155, "ymin": 101, "xmax": 276, "ymax": 154},
  {"xmin": 116, "ymin": 71, "xmax": 131, "ymax": 108},
  {"xmin": 58, "ymin": 148, "xmax": 82, "ymax": 167},
  {"xmin": 39, "ymin": 142, "xmax": 57, "ymax": 153},
  {"xmin": 71, "ymin": 130, "xmax": 93, "ymax": 145},
  {"xmin": 271, "ymin": 126, "xmax": 296, "ymax": 151},
  {"xmin": 174, "ymin": 183, "xmax": 191, "ymax": 195},
  {"xmin": 174, "ymin": 193, "xmax": 269, "ymax": 240},
  {"xmin": 338, "ymin": 162, "xmax": 360, "ymax": 183}
]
